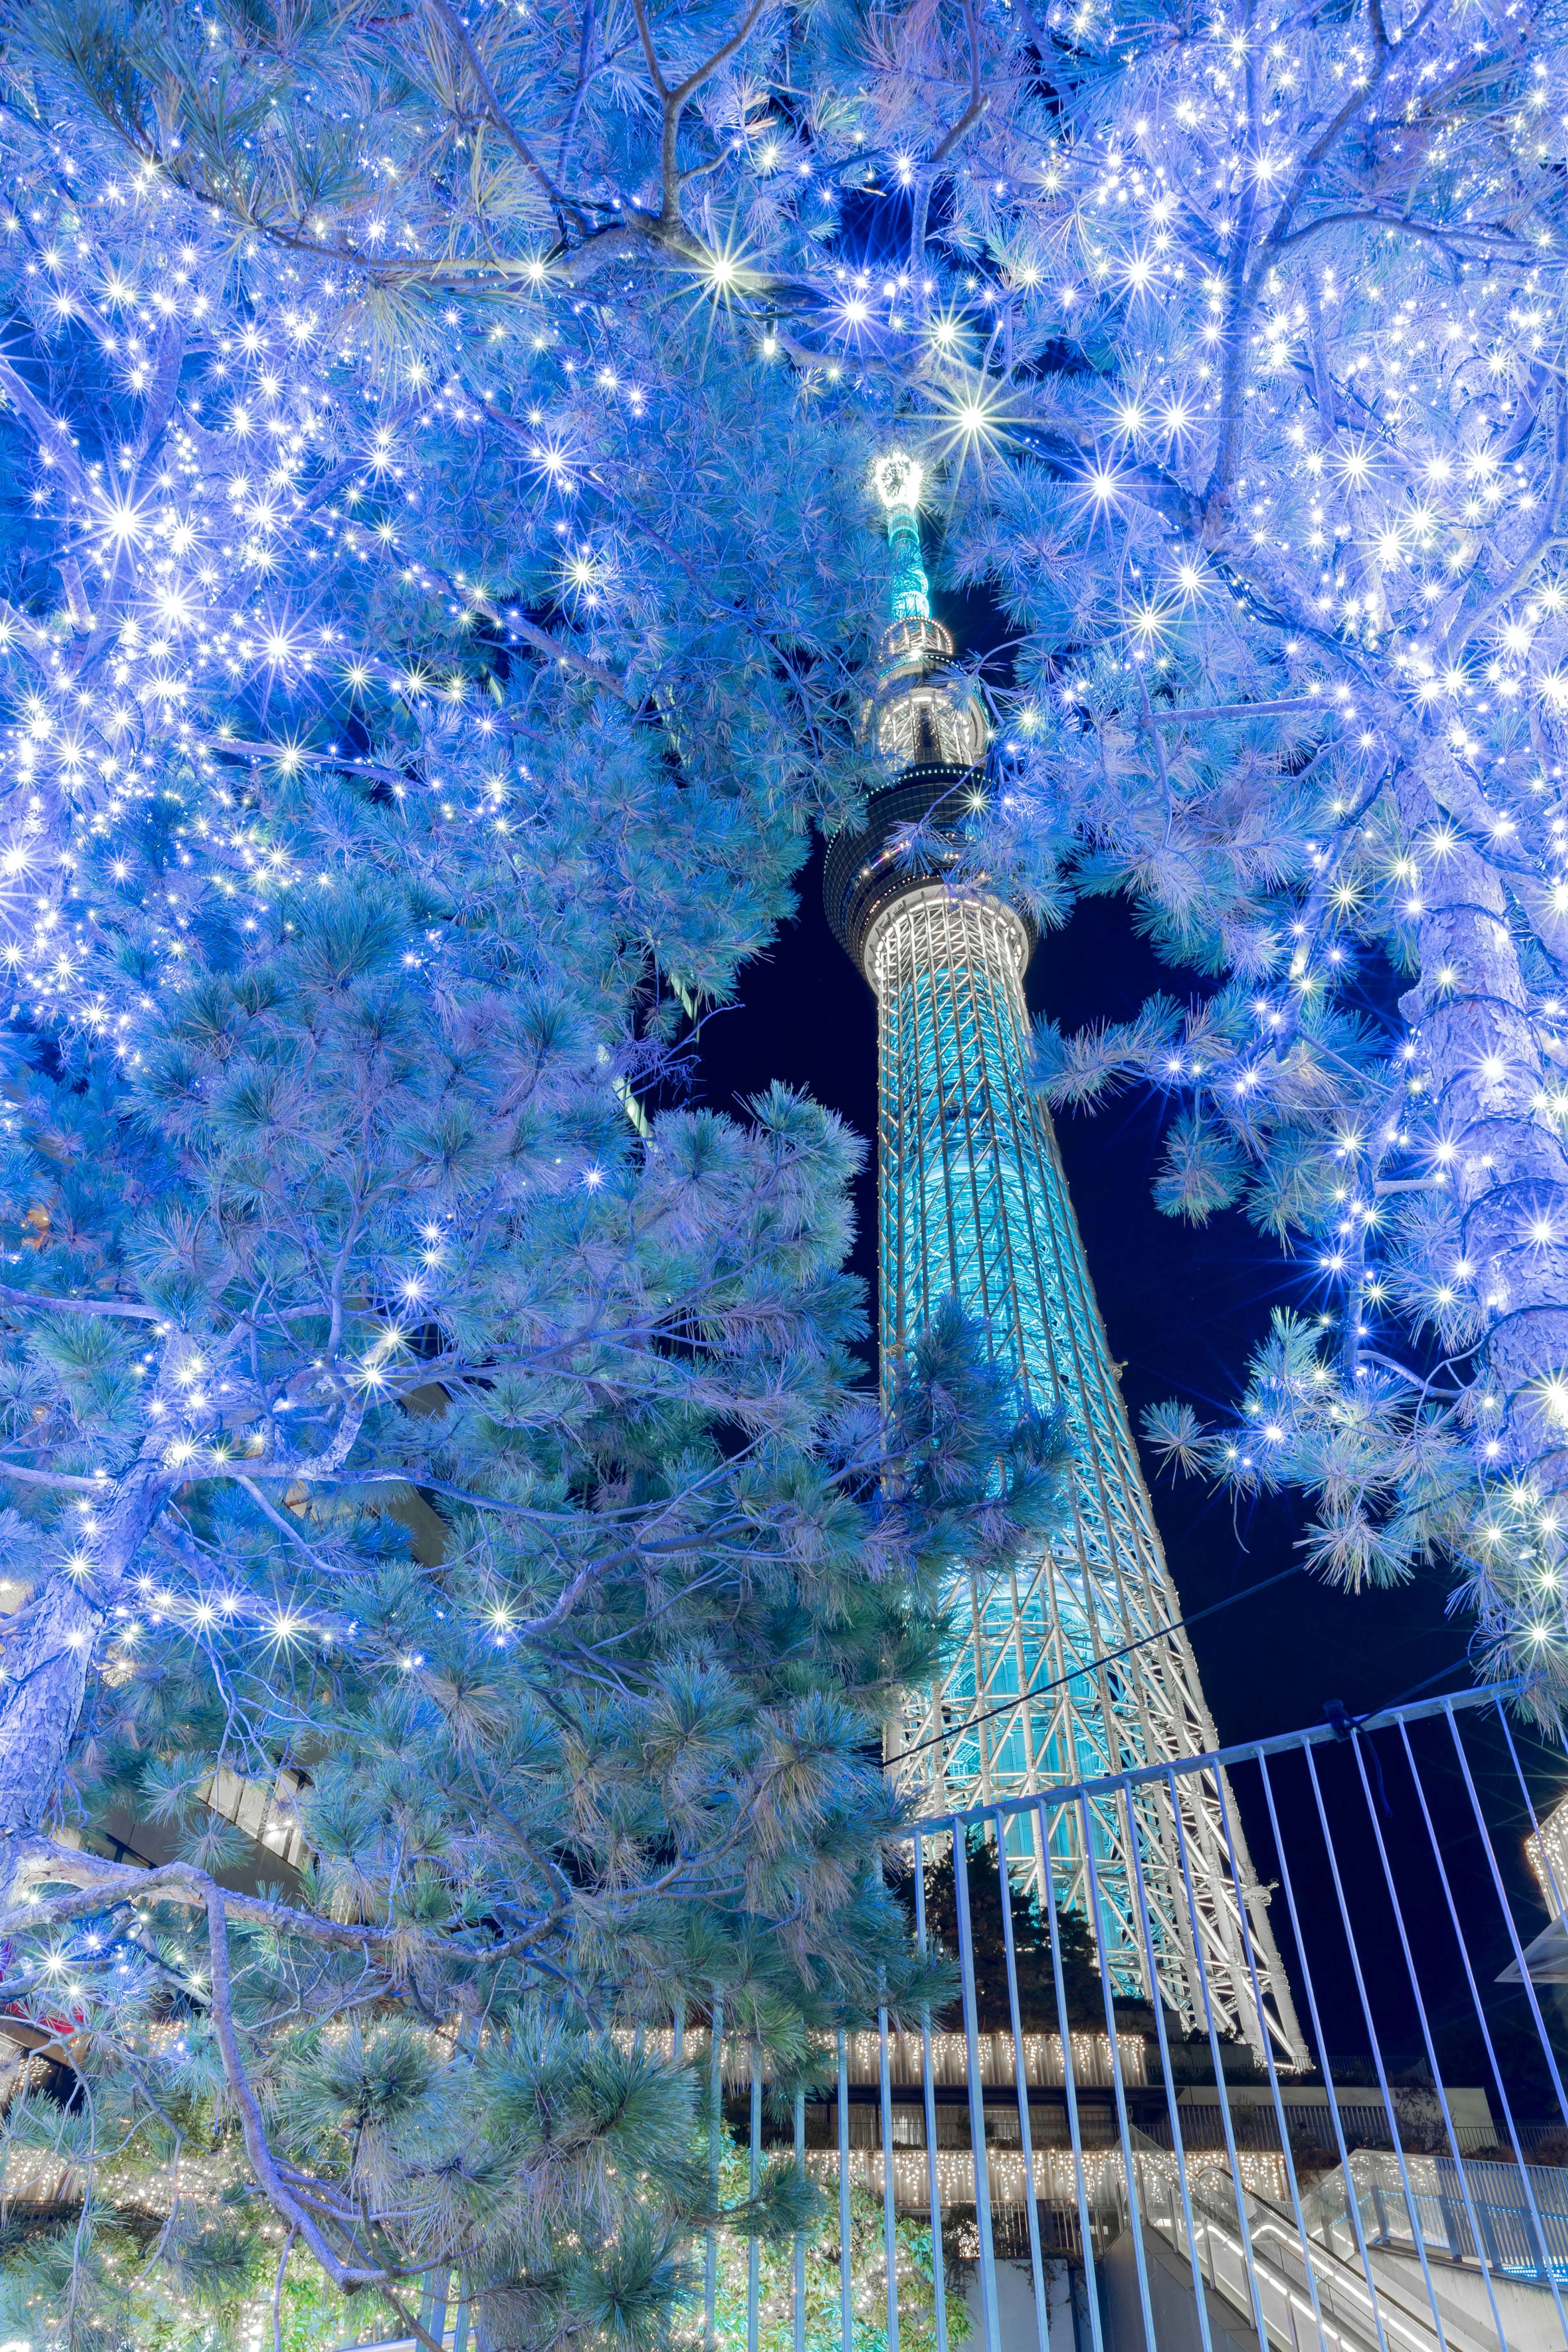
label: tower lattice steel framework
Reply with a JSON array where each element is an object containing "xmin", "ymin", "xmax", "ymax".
[{"xmin": 826, "ymin": 456, "xmax": 1303, "ymax": 2062}]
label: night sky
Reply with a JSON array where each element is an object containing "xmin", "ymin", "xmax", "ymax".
[{"xmin": 692, "ymin": 827, "xmax": 1471, "ymax": 1757}]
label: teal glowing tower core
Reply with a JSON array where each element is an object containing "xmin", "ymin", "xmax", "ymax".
[{"xmin": 826, "ymin": 459, "xmax": 1302, "ymax": 2059}]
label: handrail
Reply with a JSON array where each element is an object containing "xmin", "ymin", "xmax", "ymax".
[{"xmin": 911, "ymin": 1682, "xmax": 1519, "ymax": 1837}]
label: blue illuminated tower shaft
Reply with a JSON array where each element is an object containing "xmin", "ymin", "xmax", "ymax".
[{"xmin": 829, "ymin": 464, "xmax": 1302, "ymax": 2058}]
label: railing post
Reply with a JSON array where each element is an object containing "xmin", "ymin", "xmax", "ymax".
[
  {"xmin": 749, "ymin": 2049, "xmax": 762, "ymax": 2352},
  {"xmin": 706, "ymin": 1991, "xmax": 723, "ymax": 2351},
  {"xmin": 794, "ymin": 2087, "xmax": 806, "ymax": 2352},
  {"xmin": 879, "ymin": 1978, "xmax": 901, "ymax": 2352},
  {"xmin": 1302, "ymin": 1739, "xmax": 1455, "ymax": 2344},
  {"xmin": 1037, "ymin": 1793, "xmax": 1105, "ymax": 2352},
  {"xmin": 913, "ymin": 1828, "xmax": 950, "ymax": 2352},
  {"xmin": 1340, "ymin": 1724, "xmax": 1509, "ymax": 2351},
  {"xmin": 838, "ymin": 2027, "xmax": 853, "ymax": 2352},
  {"xmin": 991, "ymin": 1806, "xmax": 1051, "ymax": 2352},
  {"xmin": 1257, "ymin": 1752, "xmax": 1392, "ymax": 2352},
  {"xmin": 1081, "ymin": 1789, "xmax": 1158, "ymax": 2352},
  {"xmin": 1160, "ymin": 1766, "xmax": 1272, "ymax": 2352},
  {"xmin": 1403, "ymin": 1709, "xmax": 1568, "ymax": 2340},
  {"xmin": 1119, "ymin": 1779, "xmax": 1214, "ymax": 2352},
  {"xmin": 952, "ymin": 1817, "xmax": 1001, "ymax": 2352}
]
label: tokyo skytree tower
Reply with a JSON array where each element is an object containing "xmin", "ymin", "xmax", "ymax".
[{"xmin": 826, "ymin": 456, "xmax": 1303, "ymax": 2060}]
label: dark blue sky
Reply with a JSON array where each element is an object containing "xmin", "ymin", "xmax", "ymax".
[{"xmin": 691, "ymin": 836, "xmax": 1473, "ymax": 1752}]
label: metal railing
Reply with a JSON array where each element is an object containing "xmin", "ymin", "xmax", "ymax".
[{"xmin": 340, "ymin": 1681, "xmax": 1568, "ymax": 2351}]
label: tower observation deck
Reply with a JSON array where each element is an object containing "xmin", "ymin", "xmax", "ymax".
[{"xmin": 827, "ymin": 455, "xmax": 1303, "ymax": 2062}]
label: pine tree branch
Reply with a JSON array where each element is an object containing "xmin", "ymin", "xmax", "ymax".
[
  {"xmin": 630, "ymin": 0, "xmax": 775, "ymax": 226},
  {"xmin": 1269, "ymin": 208, "xmax": 1530, "ymax": 266},
  {"xmin": 232, "ymin": 1473, "xmax": 346, "ymax": 1577},
  {"xmin": 1258, "ymin": 0, "xmax": 1437, "ymax": 255},
  {"xmin": 0, "ymin": 1459, "xmax": 118, "ymax": 1493},
  {"xmin": 1148, "ymin": 696, "xmax": 1327, "ymax": 727},
  {"xmin": 0, "ymin": 356, "xmax": 91, "ymax": 502},
  {"xmin": 424, "ymin": 0, "xmax": 594, "ymax": 233},
  {"xmin": 1, "ymin": 1844, "xmax": 404, "ymax": 1957},
  {"xmin": 196, "ymin": 732, "xmax": 419, "ymax": 791},
  {"xmin": 556, "ymin": 0, "xmax": 599, "ymax": 187},
  {"xmin": 0, "ymin": 1839, "xmax": 561, "ymax": 1960},
  {"xmin": 510, "ymin": 613, "xmax": 636, "ymax": 702},
  {"xmin": 910, "ymin": 0, "xmax": 988, "ymax": 273},
  {"xmin": 0, "ymin": 1279, "xmax": 164, "ymax": 1321}
]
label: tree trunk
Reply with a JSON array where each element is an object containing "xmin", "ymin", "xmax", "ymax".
[
  {"xmin": 1399, "ymin": 767, "xmax": 1568, "ymax": 1489},
  {"xmin": 0, "ymin": 1569, "xmax": 101, "ymax": 1840},
  {"xmin": 0, "ymin": 1463, "xmax": 168, "ymax": 1868}
]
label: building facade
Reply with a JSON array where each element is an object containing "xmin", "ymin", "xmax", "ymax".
[{"xmin": 825, "ymin": 456, "xmax": 1303, "ymax": 2062}]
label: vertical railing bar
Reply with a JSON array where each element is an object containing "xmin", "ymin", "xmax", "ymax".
[
  {"xmin": 952, "ymin": 1816, "xmax": 1002, "ymax": 2352},
  {"xmin": 706, "ymin": 1989, "xmax": 723, "ymax": 2350},
  {"xmin": 1162, "ymin": 1763, "xmax": 1272, "ymax": 2352},
  {"xmin": 1080, "ymin": 1786, "xmax": 1159, "ymax": 2352},
  {"xmin": 1347, "ymin": 1725, "xmax": 1518, "ymax": 2350},
  {"xmin": 913, "ymin": 1829, "xmax": 950, "ymax": 2352},
  {"xmin": 838, "ymin": 2028, "xmax": 853, "ymax": 2352},
  {"xmin": 1496, "ymin": 1705, "xmax": 1568, "ymax": 1918},
  {"xmin": 1036, "ymin": 1793, "xmax": 1105, "ymax": 2352},
  {"xmin": 794, "ymin": 2085, "xmax": 807, "ymax": 2352},
  {"xmin": 1123, "ymin": 1777, "xmax": 1217, "ymax": 2352},
  {"xmin": 749, "ymin": 2048, "xmax": 762, "ymax": 2352},
  {"xmin": 1209, "ymin": 1765, "xmax": 1331, "ymax": 2352},
  {"xmin": 1494, "ymin": 1695, "xmax": 1568, "ymax": 2289},
  {"xmin": 991, "ymin": 1808, "xmax": 1051, "ymax": 2352},
  {"xmin": 1301, "ymin": 1740, "xmax": 1452, "ymax": 2350},
  {"xmin": 1495, "ymin": 1682, "xmax": 1568, "ymax": 2281},
  {"xmin": 1443, "ymin": 1699, "xmax": 1568, "ymax": 2129},
  {"xmin": 879, "ymin": 1976, "xmax": 901, "ymax": 2352},
  {"xmin": 1256, "ymin": 1750, "xmax": 1391, "ymax": 2352},
  {"xmin": 1400, "ymin": 1716, "xmax": 1568, "ymax": 2312},
  {"xmin": 424, "ymin": 2265, "xmax": 450, "ymax": 2351},
  {"xmin": 673, "ymin": 2009, "xmax": 684, "ymax": 2069}
]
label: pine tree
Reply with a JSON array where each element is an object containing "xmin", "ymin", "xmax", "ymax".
[
  {"xmin": 3, "ymin": 0, "xmax": 1564, "ymax": 2332},
  {"xmin": 0, "ymin": 733, "xmax": 1067, "ymax": 2348},
  {"xmin": 0, "ymin": 8, "xmax": 1082, "ymax": 2344},
  {"xmin": 926, "ymin": 0, "xmax": 1568, "ymax": 1714}
]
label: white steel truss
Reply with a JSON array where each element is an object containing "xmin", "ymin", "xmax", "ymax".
[
  {"xmin": 831, "ymin": 464, "xmax": 1305, "ymax": 2062},
  {"xmin": 863, "ymin": 886, "xmax": 1303, "ymax": 2063}
]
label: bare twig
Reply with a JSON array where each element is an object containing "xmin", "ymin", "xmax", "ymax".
[
  {"xmin": 203, "ymin": 1880, "xmax": 387, "ymax": 2289},
  {"xmin": 425, "ymin": 0, "xmax": 589, "ymax": 229},
  {"xmin": 272, "ymin": 2223, "xmax": 297, "ymax": 2352}
]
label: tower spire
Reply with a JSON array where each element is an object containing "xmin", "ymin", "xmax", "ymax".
[
  {"xmin": 873, "ymin": 450, "xmax": 931, "ymax": 625},
  {"xmin": 825, "ymin": 457, "xmax": 1304, "ymax": 2062}
]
